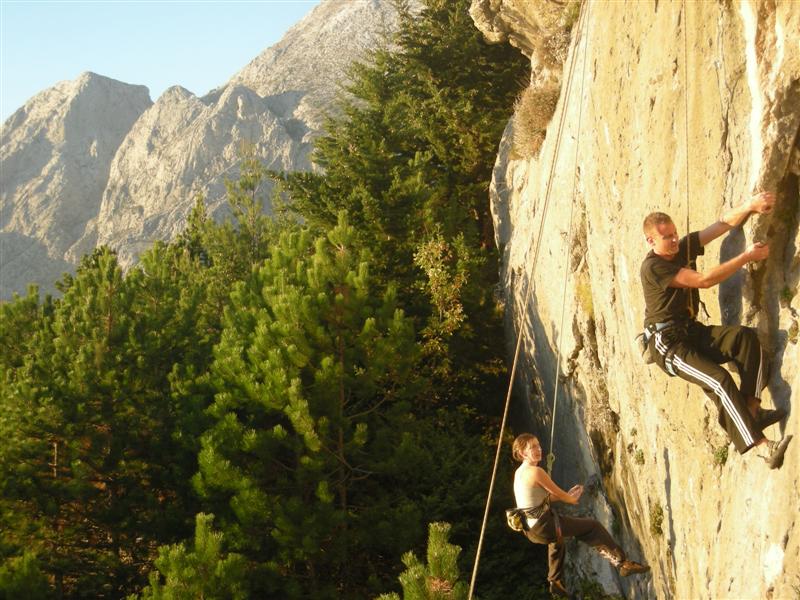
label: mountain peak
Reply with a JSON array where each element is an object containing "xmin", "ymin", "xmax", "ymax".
[{"xmin": 1, "ymin": 0, "xmax": 404, "ymax": 299}]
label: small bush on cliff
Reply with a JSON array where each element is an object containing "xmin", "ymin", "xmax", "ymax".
[
  {"xmin": 713, "ymin": 445, "xmax": 729, "ymax": 467},
  {"xmin": 528, "ymin": 0, "xmax": 581, "ymax": 67},
  {"xmin": 511, "ymin": 84, "xmax": 561, "ymax": 160},
  {"xmin": 649, "ymin": 504, "xmax": 664, "ymax": 537},
  {"xmin": 780, "ymin": 285, "xmax": 796, "ymax": 307},
  {"xmin": 788, "ymin": 320, "xmax": 799, "ymax": 344}
]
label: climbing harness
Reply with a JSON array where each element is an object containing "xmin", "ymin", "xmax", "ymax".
[
  {"xmin": 467, "ymin": 2, "xmax": 593, "ymax": 597},
  {"xmin": 505, "ymin": 496, "xmax": 550, "ymax": 533}
]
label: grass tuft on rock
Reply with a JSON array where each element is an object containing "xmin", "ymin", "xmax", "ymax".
[{"xmin": 511, "ymin": 84, "xmax": 561, "ymax": 160}]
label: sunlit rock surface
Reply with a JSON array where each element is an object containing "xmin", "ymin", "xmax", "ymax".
[{"xmin": 475, "ymin": 1, "xmax": 800, "ymax": 598}]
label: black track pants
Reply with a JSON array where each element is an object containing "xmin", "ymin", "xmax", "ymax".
[
  {"xmin": 525, "ymin": 510, "xmax": 624, "ymax": 583},
  {"xmin": 650, "ymin": 321, "xmax": 766, "ymax": 453}
]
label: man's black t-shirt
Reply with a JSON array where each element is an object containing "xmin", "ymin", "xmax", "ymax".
[{"xmin": 640, "ymin": 231, "xmax": 704, "ymax": 327}]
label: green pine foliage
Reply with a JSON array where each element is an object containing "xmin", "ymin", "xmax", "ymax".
[
  {"xmin": 177, "ymin": 147, "xmax": 291, "ymax": 320},
  {"xmin": 1, "ymin": 0, "xmax": 551, "ymax": 597},
  {"xmin": 376, "ymin": 522, "xmax": 469, "ymax": 600},
  {"xmin": 0, "ymin": 551, "xmax": 51, "ymax": 600},
  {"xmin": 0, "ymin": 246, "xmax": 215, "ymax": 596},
  {"xmin": 275, "ymin": 0, "xmax": 527, "ymax": 415},
  {"xmin": 0, "ymin": 285, "xmax": 53, "ymax": 371},
  {"xmin": 279, "ymin": 0, "xmax": 526, "ymax": 257},
  {"xmin": 195, "ymin": 213, "xmax": 428, "ymax": 598},
  {"xmin": 131, "ymin": 513, "xmax": 247, "ymax": 600}
]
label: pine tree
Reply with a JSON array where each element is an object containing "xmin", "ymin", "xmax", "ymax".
[
  {"xmin": 175, "ymin": 147, "xmax": 292, "ymax": 339},
  {"xmin": 0, "ymin": 285, "xmax": 53, "ymax": 371},
  {"xmin": 0, "ymin": 551, "xmax": 51, "ymax": 599},
  {"xmin": 376, "ymin": 522, "xmax": 469, "ymax": 600},
  {"xmin": 277, "ymin": 0, "xmax": 526, "ymax": 267},
  {"xmin": 0, "ymin": 246, "xmax": 214, "ymax": 596},
  {"xmin": 275, "ymin": 0, "xmax": 527, "ymax": 412},
  {"xmin": 132, "ymin": 513, "xmax": 247, "ymax": 600},
  {"xmin": 195, "ymin": 213, "xmax": 425, "ymax": 598}
]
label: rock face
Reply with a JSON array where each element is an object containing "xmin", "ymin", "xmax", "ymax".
[
  {"xmin": 77, "ymin": 82, "xmax": 312, "ymax": 268},
  {"xmin": 1, "ymin": 0, "xmax": 402, "ymax": 299},
  {"xmin": 1, "ymin": 73, "xmax": 151, "ymax": 296},
  {"xmin": 227, "ymin": 0, "xmax": 398, "ymax": 130},
  {"xmin": 475, "ymin": 1, "xmax": 800, "ymax": 598}
]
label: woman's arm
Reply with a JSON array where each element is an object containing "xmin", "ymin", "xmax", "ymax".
[{"xmin": 530, "ymin": 467, "xmax": 583, "ymax": 505}]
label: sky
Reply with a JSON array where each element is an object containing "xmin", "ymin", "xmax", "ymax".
[{"xmin": 0, "ymin": 0, "xmax": 322, "ymax": 122}]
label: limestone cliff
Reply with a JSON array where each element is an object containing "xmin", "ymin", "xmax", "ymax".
[{"xmin": 474, "ymin": 1, "xmax": 800, "ymax": 598}]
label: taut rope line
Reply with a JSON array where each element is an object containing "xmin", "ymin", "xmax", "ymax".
[
  {"xmin": 547, "ymin": 0, "xmax": 593, "ymax": 477},
  {"xmin": 466, "ymin": 2, "xmax": 593, "ymax": 597},
  {"xmin": 683, "ymin": 1, "xmax": 693, "ymax": 316}
]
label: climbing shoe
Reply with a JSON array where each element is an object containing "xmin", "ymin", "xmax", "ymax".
[
  {"xmin": 549, "ymin": 579, "xmax": 569, "ymax": 597},
  {"xmin": 618, "ymin": 560, "xmax": 650, "ymax": 577},
  {"xmin": 760, "ymin": 435, "xmax": 793, "ymax": 469},
  {"xmin": 755, "ymin": 406, "xmax": 787, "ymax": 430}
]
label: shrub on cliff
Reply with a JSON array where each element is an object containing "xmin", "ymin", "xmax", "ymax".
[{"xmin": 511, "ymin": 84, "xmax": 561, "ymax": 160}]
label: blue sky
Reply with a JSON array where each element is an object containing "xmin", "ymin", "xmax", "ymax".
[{"xmin": 0, "ymin": 0, "xmax": 321, "ymax": 121}]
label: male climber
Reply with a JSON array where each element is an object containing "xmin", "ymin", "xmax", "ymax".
[{"xmin": 640, "ymin": 191, "xmax": 791, "ymax": 468}]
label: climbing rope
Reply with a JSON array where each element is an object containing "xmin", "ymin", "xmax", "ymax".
[
  {"xmin": 466, "ymin": 2, "xmax": 593, "ymax": 597},
  {"xmin": 547, "ymin": 0, "xmax": 593, "ymax": 477},
  {"xmin": 682, "ymin": 0, "xmax": 694, "ymax": 318}
]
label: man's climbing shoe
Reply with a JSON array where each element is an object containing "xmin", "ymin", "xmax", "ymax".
[
  {"xmin": 549, "ymin": 579, "xmax": 569, "ymax": 597},
  {"xmin": 755, "ymin": 406, "xmax": 787, "ymax": 430},
  {"xmin": 618, "ymin": 560, "xmax": 650, "ymax": 577},
  {"xmin": 760, "ymin": 435, "xmax": 793, "ymax": 469}
]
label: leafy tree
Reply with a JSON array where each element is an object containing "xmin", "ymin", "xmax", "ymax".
[
  {"xmin": 376, "ymin": 522, "xmax": 469, "ymax": 600},
  {"xmin": 275, "ymin": 0, "xmax": 526, "ymax": 413},
  {"xmin": 132, "ymin": 513, "xmax": 247, "ymax": 600},
  {"xmin": 195, "ymin": 213, "xmax": 426, "ymax": 598},
  {"xmin": 0, "ymin": 247, "xmax": 213, "ymax": 596},
  {"xmin": 0, "ymin": 551, "xmax": 51, "ymax": 600}
]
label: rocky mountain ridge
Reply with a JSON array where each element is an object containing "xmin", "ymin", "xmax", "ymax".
[
  {"xmin": 1, "ymin": 0, "xmax": 400, "ymax": 299},
  {"xmin": 472, "ymin": 0, "xmax": 800, "ymax": 597}
]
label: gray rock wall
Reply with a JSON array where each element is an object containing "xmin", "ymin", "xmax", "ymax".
[{"xmin": 477, "ymin": 1, "xmax": 800, "ymax": 597}]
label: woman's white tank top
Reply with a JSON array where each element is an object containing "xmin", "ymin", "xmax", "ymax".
[{"xmin": 513, "ymin": 466, "xmax": 548, "ymax": 510}]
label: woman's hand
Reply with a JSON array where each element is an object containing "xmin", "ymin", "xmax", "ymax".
[
  {"xmin": 530, "ymin": 467, "xmax": 584, "ymax": 505},
  {"xmin": 567, "ymin": 484, "xmax": 584, "ymax": 504}
]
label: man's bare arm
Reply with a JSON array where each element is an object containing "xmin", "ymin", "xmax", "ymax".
[
  {"xmin": 698, "ymin": 191, "xmax": 775, "ymax": 246},
  {"xmin": 670, "ymin": 242, "xmax": 769, "ymax": 289}
]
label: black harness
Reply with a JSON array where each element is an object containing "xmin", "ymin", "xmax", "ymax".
[{"xmin": 644, "ymin": 319, "xmax": 685, "ymax": 376}]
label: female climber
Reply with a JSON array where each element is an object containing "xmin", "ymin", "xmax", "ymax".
[{"xmin": 511, "ymin": 433, "xmax": 650, "ymax": 597}]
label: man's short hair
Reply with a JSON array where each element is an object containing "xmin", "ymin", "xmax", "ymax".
[{"xmin": 643, "ymin": 212, "xmax": 673, "ymax": 235}]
